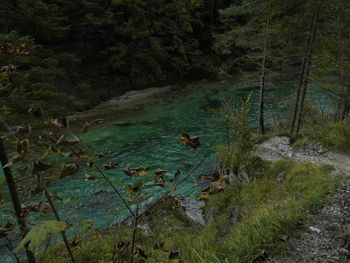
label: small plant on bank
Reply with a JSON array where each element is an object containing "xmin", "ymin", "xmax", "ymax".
[{"xmin": 216, "ymin": 95, "xmax": 266, "ymax": 182}]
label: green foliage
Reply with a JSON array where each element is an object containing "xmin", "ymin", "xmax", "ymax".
[
  {"xmin": 292, "ymin": 137, "xmax": 311, "ymax": 150},
  {"xmin": 199, "ymin": 162, "xmax": 336, "ymax": 263},
  {"xmin": 26, "ymin": 155, "xmax": 338, "ymax": 263},
  {"xmin": 252, "ymin": 130, "xmax": 293, "ymax": 144},
  {"xmin": 14, "ymin": 220, "xmax": 70, "ymax": 253},
  {"xmin": 267, "ymin": 158, "xmax": 295, "ymax": 179},
  {"xmin": 303, "ymin": 121, "xmax": 350, "ymax": 153},
  {"xmin": 216, "ymin": 95, "xmax": 266, "ymax": 180},
  {"xmin": 0, "ymin": 0, "xmax": 220, "ymax": 117},
  {"xmin": 0, "ymin": 31, "xmax": 82, "ymax": 116}
]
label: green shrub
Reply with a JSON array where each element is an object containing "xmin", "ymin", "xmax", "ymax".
[
  {"xmin": 35, "ymin": 161, "xmax": 338, "ymax": 263},
  {"xmin": 292, "ymin": 137, "xmax": 311, "ymax": 150},
  {"xmin": 193, "ymin": 162, "xmax": 337, "ymax": 263},
  {"xmin": 304, "ymin": 121, "xmax": 350, "ymax": 153},
  {"xmin": 267, "ymin": 159, "xmax": 295, "ymax": 179}
]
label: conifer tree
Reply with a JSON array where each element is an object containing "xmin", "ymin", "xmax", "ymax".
[
  {"xmin": 311, "ymin": 0, "xmax": 350, "ymax": 121},
  {"xmin": 215, "ymin": 0, "xmax": 284, "ymax": 134}
]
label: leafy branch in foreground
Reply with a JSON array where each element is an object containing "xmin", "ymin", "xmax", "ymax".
[{"xmin": 14, "ymin": 220, "xmax": 70, "ymax": 253}]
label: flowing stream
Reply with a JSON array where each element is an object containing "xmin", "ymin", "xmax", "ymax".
[{"xmin": 0, "ymin": 80, "xmax": 294, "ymax": 262}]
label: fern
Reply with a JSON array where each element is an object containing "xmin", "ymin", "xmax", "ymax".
[{"xmin": 14, "ymin": 220, "xmax": 69, "ymax": 253}]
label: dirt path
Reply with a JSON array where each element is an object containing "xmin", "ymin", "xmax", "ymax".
[{"xmin": 256, "ymin": 137, "xmax": 350, "ymax": 263}]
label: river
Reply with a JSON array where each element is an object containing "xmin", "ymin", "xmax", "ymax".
[{"xmin": 0, "ymin": 80, "xmax": 292, "ymax": 262}]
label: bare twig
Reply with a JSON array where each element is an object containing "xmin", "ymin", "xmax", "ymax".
[
  {"xmin": 128, "ymin": 203, "xmax": 139, "ymax": 263},
  {"xmin": 136, "ymin": 155, "xmax": 208, "ymax": 220},
  {"xmin": 95, "ymin": 165, "xmax": 135, "ymax": 217},
  {"xmin": 43, "ymin": 188, "xmax": 76, "ymax": 263}
]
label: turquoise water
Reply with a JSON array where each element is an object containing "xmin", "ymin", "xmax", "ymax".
[{"xmin": 0, "ymin": 82, "xmax": 294, "ymax": 262}]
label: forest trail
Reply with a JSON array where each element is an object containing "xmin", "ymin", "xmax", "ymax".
[{"xmin": 256, "ymin": 137, "xmax": 350, "ymax": 263}]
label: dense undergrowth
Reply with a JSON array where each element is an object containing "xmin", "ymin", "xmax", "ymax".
[
  {"xmin": 252, "ymin": 120, "xmax": 350, "ymax": 154},
  {"xmin": 298, "ymin": 120, "xmax": 350, "ymax": 153},
  {"xmin": 10, "ymin": 93, "xmax": 344, "ymax": 263},
  {"xmin": 33, "ymin": 157, "xmax": 338, "ymax": 263}
]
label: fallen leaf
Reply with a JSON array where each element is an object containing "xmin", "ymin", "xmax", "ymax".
[
  {"xmin": 122, "ymin": 166, "xmax": 134, "ymax": 176},
  {"xmin": 154, "ymin": 168, "xmax": 168, "ymax": 177},
  {"xmin": 69, "ymin": 239, "xmax": 81, "ymax": 250},
  {"xmin": 0, "ymin": 222, "xmax": 14, "ymax": 238},
  {"xmin": 169, "ymin": 185, "xmax": 177, "ymax": 192},
  {"xmin": 60, "ymin": 163, "xmax": 79, "ymax": 178},
  {"xmin": 122, "ymin": 166, "xmax": 149, "ymax": 177},
  {"xmin": 81, "ymin": 119, "xmax": 104, "ymax": 133},
  {"xmin": 197, "ymin": 175, "xmax": 229, "ymax": 200},
  {"xmin": 126, "ymin": 180, "xmax": 144, "ymax": 194},
  {"xmin": 177, "ymin": 132, "xmax": 200, "ymax": 149},
  {"xmin": 170, "ymin": 170, "xmax": 181, "ymax": 183},
  {"xmin": 155, "ymin": 177, "xmax": 165, "ymax": 187},
  {"xmin": 15, "ymin": 126, "xmax": 31, "ymax": 137},
  {"xmin": 46, "ymin": 118, "xmax": 69, "ymax": 128},
  {"xmin": 84, "ymin": 173, "xmax": 96, "ymax": 180},
  {"xmin": 0, "ymin": 105, "xmax": 11, "ymax": 115},
  {"xmin": 133, "ymin": 166, "xmax": 150, "ymax": 177},
  {"xmin": 103, "ymin": 161, "xmax": 119, "ymax": 170},
  {"xmin": 16, "ymin": 139, "xmax": 29, "ymax": 153},
  {"xmin": 96, "ymin": 151, "xmax": 111, "ymax": 158},
  {"xmin": 39, "ymin": 131, "xmax": 60, "ymax": 144},
  {"xmin": 69, "ymin": 148, "xmax": 86, "ymax": 159},
  {"xmin": 21, "ymin": 204, "xmax": 37, "ymax": 218}
]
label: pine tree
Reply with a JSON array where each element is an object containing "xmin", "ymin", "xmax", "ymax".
[
  {"xmin": 311, "ymin": 0, "xmax": 350, "ymax": 122},
  {"xmin": 214, "ymin": 0, "xmax": 287, "ymax": 134}
]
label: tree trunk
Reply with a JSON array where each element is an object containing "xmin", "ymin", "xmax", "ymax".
[
  {"xmin": 290, "ymin": 12, "xmax": 317, "ymax": 134},
  {"xmin": 211, "ymin": 0, "xmax": 215, "ymax": 26},
  {"xmin": 341, "ymin": 85, "xmax": 350, "ymax": 120},
  {"xmin": 295, "ymin": 3, "xmax": 320, "ymax": 135},
  {"xmin": 0, "ymin": 137, "xmax": 36, "ymax": 263},
  {"xmin": 258, "ymin": 18, "xmax": 269, "ymax": 135}
]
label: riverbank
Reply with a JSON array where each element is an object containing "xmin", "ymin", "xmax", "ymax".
[
  {"xmin": 1, "ymin": 79, "xmax": 243, "ymax": 263},
  {"xmin": 31, "ymin": 136, "xmax": 348, "ymax": 263},
  {"xmin": 68, "ymin": 86, "xmax": 174, "ymax": 121},
  {"xmin": 257, "ymin": 137, "xmax": 350, "ymax": 263},
  {"xmin": 68, "ymin": 80, "xmax": 232, "ymax": 122}
]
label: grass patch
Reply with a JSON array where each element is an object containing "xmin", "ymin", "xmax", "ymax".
[
  {"xmin": 252, "ymin": 130, "xmax": 293, "ymax": 144},
  {"xmin": 33, "ymin": 160, "xmax": 338, "ymax": 263},
  {"xmin": 302, "ymin": 120, "xmax": 350, "ymax": 153},
  {"xmin": 292, "ymin": 137, "xmax": 311, "ymax": 151},
  {"xmin": 189, "ymin": 161, "xmax": 338, "ymax": 263}
]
